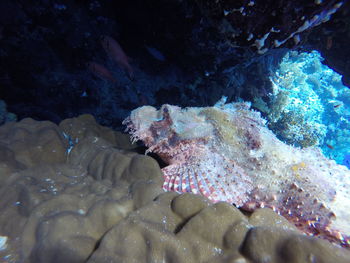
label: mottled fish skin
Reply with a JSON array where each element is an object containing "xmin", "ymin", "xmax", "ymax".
[{"xmin": 123, "ymin": 99, "xmax": 350, "ymax": 247}]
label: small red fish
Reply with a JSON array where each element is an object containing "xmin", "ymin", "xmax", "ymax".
[
  {"xmin": 101, "ymin": 35, "xmax": 134, "ymax": 80},
  {"xmin": 326, "ymin": 36, "xmax": 333, "ymax": 50},
  {"xmin": 326, "ymin": 143, "xmax": 334, "ymax": 150},
  {"xmin": 87, "ymin": 61, "xmax": 117, "ymax": 83},
  {"xmin": 334, "ymin": 104, "xmax": 342, "ymax": 108}
]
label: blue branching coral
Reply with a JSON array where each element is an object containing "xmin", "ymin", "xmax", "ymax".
[{"xmin": 262, "ymin": 50, "xmax": 350, "ymax": 165}]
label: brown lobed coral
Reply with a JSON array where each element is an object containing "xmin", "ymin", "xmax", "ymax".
[{"xmin": 0, "ymin": 115, "xmax": 349, "ymax": 262}]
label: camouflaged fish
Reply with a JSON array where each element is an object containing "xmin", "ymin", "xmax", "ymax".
[{"xmin": 123, "ymin": 97, "xmax": 350, "ymax": 247}]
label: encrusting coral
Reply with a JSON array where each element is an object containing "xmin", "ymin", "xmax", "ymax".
[{"xmin": 124, "ymin": 96, "xmax": 350, "ymax": 247}]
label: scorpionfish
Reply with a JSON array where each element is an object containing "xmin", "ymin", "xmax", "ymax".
[{"xmin": 123, "ymin": 97, "xmax": 350, "ymax": 247}]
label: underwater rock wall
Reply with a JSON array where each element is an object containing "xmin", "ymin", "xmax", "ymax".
[
  {"xmin": 195, "ymin": 0, "xmax": 344, "ymax": 54},
  {"xmin": 1, "ymin": 0, "xmax": 349, "ymax": 127},
  {"xmin": 0, "ymin": 115, "xmax": 349, "ymax": 262}
]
